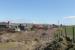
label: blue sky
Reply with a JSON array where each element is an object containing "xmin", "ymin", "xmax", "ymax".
[{"xmin": 0, "ymin": 0, "xmax": 75, "ymax": 25}]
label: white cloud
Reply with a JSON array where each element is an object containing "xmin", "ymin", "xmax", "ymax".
[{"xmin": 64, "ymin": 16, "xmax": 75, "ymax": 19}]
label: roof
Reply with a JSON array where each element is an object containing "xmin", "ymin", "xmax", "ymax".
[{"xmin": 0, "ymin": 22, "xmax": 9, "ymax": 25}]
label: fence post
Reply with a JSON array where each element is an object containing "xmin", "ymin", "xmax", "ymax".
[
  {"xmin": 60, "ymin": 27, "xmax": 62, "ymax": 36},
  {"xmin": 64, "ymin": 26, "xmax": 67, "ymax": 37},
  {"xmin": 73, "ymin": 27, "xmax": 75, "ymax": 43},
  {"xmin": 60, "ymin": 24, "xmax": 62, "ymax": 36}
]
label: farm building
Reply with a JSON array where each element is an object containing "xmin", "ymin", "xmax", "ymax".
[
  {"xmin": 0, "ymin": 22, "xmax": 10, "ymax": 31},
  {"xmin": 0, "ymin": 21, "xmax": 21, "ymax": 32},
  {"xmin": 10, "ymin": 23, "xmax": 33, "ymax": 31}
]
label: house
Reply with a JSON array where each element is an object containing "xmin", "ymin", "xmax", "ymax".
[
  {"xmin": 0, "ymin": 22, "xmax": 9, "ymax": 31},
  {"xmin": 9, "ymin": 23, "xmax": 21, "ymax": 32}
]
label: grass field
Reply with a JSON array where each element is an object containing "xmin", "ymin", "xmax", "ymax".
[
  {"xmin": 0, "ymin": 28, "xmax": 56, "ymax": 50},
  {"xmin": 62, "ymin": 26, "xmax": 75, "ymax": 39},
  {"xmin": 54, "ymin": 26, "xmax": 75, "ymax": 39},
  {"xmin": 0, "ymin": 27, "xmax": 75, "ymax": 50}
]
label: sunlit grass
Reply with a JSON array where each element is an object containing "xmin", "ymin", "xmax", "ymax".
[{"xmin": 0, "ymin": 42, "xmax": 18, "ymax": 48}]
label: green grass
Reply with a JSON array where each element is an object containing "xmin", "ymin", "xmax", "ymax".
[
  {"xmin": 62, "ymin": 26, "xmax": 75, "ymax": 38},
  {"xmin": 54, "ymin": 26, "xmax": 75, "ymax": 39}
]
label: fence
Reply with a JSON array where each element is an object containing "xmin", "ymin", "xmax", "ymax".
[{"xmin": 54, "ymin": 26, "xmax": 75, "ymax": 43}]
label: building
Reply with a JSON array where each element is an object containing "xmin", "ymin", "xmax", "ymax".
[{"xmin": 0, "ymin": 22, "xmax": 9, "ymax": 31}]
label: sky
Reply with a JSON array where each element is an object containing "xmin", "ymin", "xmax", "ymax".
[{"xmin": 0, "ymin": 0, "xmax": 75, "ymax": 25}]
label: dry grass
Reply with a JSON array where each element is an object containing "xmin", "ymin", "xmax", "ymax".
[{"xmin": 0, "ymin": 28, "xmax": 57, "ymax": 50}]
